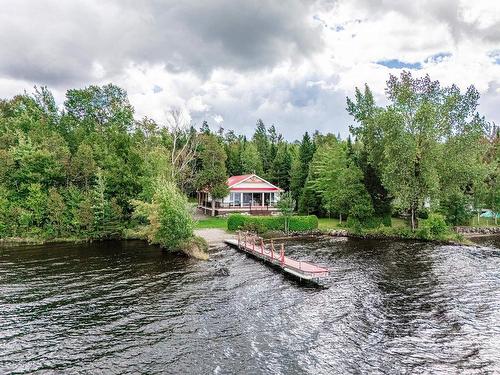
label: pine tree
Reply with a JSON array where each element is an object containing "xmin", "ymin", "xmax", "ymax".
[
  {"xmin": 241, "ymin": 143, "xmax": 264, "ymax": 176},
  {"xmin": 290, "ymin": 132, "xmax": 315, "ymax": 203},
  {"xmin": 270, "ymin": 142, "xmax": 292, "ymax": 191},
  {"xmin": 199, "ymin": 121, "xmax": 211, "ymax": 135},
  {"xmin": 252, "ymin": 119, "xmax": 271, "ymax": 176}
]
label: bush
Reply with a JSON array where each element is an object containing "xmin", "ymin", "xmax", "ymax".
[
  {"xmin": 152, "ymin": 180, "xmax": 194, "ymax": 250},
  {"xmin": 242, "ymin": 221, "xmax": 268, "ymax": 235},
  {"xmin": 441, "ymin": 194, "xmax": 472, "ymax": 226},
  {"xmin": 227, "ymin": 214, "xmax": 246, "ymax": 231},
  {"xmin": 288, "ymin": 215, "xmax": 318, "ymax": 231},
  {"xmin": 382, "ymin": 215, "xmax": 392, "ymax": 227},
  {"xmin": 421, "ymin": 213, "xmax": 448, "ymax": 237},
  {"xmin": 346, "ymin": 215, "xmax": 384, "ymax": 230},
  {"xmin": 346, "ymin": 216, "xmax": 363, "ymax": 234},
  {"xmin": 179, "ymin": 236, "xmax": 209, "ymax": 260},
  {"xmin": 227, "ymin": 214, "xmax": 318, "ymax": 232}
]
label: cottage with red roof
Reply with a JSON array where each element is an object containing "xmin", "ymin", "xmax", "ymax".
[{"xmin": 197, "ymin": 174, "xmax": 283, "ymax": 216}]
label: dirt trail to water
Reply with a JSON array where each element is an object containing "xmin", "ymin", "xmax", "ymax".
[{"xmin": 194, "ymin": 228, "xmax": 234, "ymax": 247}]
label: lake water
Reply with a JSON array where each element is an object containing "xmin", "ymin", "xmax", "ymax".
[{"xmin": 1, "ymin": 236, "xmax": 499, "ymax": 374}]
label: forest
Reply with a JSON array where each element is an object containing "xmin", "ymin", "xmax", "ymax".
[{"xmin": 0, "ymin": 72, "xmax": 498, "ymax": 247}]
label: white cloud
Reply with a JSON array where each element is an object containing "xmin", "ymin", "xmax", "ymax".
[{"xmin": 0, "ymin": 0, "xmax": 499, "ymax": 139}]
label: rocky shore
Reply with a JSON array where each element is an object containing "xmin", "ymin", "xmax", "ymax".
[{"xmin": 455, "ymin": 226, "xmax": 500, "ymax": 236}]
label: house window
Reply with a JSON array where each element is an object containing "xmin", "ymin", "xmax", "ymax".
[
  {"xmin": 243, "ymin": 193, "xmax": 252, "ymax": 206},
  {"xmin": 230, "ymin": 192, "xmax": 240, "ymax": 206}
]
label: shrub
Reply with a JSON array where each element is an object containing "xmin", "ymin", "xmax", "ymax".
[
  {"xmin": 179, "ymin": 236, "xmax": 209, "ymax": 260},
  {"xmin": 242, "ymin": 221, "xmax": 268, "ymax": 235},
  {"xmin": 288, "ymin": 215, "xmax": 318, "ymax": 231},
  {"xmin": 227, "ymin": 214, "xmax": 246, "ymax": 231},
  {"xmin": 421, "ymin": 213, "xmax": 448, "ymax": 237},
  {"xmin": 227, "ymin": 214, "xmax": 318, "ymax": 232},
  {"xmin": 346, "ymin": 216, "xmax": 363, "ymax": 234},
  {"xmin": 382, "ymin": 215, "xmax": 392, "ymax": 227},
  {"xmin": 346, "ymin": 215, "xmax": 384, "ymax": 230},
  {"xmin": 441, "ymin": 194, "xmax": 471, "ymax": 226},
  {"xmin": 152, "ymin": 180, "xmax": 194, "ymax": 250}
]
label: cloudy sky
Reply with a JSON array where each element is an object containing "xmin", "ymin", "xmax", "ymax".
[{"xmin": 1, "ymin": 0, "xmax": 499, "ymax": 139}]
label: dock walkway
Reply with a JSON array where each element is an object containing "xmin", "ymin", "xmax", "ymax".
[{"xmin": 224, "ymin": 232, "xmax": 329, "ymax": 284}]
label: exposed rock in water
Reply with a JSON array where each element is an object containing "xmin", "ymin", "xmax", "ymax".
[{"xmin": 214, "ymin": 267, "xmax": 230, "ymax": 277}]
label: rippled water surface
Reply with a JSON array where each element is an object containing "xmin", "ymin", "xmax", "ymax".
[{"xmin": 1, "ymin": 236, "xmax": 500, "ymax": 374}]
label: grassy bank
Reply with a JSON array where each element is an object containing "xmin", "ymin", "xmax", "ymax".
[
  {"xmin": 342, "ymin": 226, "xmax": 471, "ymax": 245},
  {"xmin": 194, "ymin": 217, "xmax": 228, "ymax": 229},
  {"xmin": 317, "ymin": 217, "xmax": 407, "ymax": 230}
]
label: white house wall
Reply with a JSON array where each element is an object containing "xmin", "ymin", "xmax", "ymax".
[{"xmin": 232, "ymin": 181, "xmax": 274, "ymax": 189}]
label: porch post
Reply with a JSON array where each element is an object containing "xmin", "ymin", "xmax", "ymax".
[
  {"xmin": 211, "ymin": 194, "xmax": 215, "ymax": 216},
  {"xmin": 261, "ymin": 192, "xmax": 264, "ymax": 207},
  {"xmin": 240, "ymin": 192, "xmax": 243, "ymax": 207}
]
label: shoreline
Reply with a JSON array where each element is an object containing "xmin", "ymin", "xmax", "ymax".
[{"xmin": 2, "ymin": 228, "xmax": 498, "ymax": 248}]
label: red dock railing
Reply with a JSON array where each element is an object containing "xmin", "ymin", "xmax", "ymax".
[{"xmin": 232, "ymin": 231, "xmax": 330, "ymax": 282}]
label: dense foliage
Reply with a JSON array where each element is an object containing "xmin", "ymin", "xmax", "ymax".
[
  {"xmin": 0, "ymin": 71, "xmax": 498, "ymax": 245},
  {"xmin": 227, "ymin": 214, "xmax": 318, "ymax": 233}
]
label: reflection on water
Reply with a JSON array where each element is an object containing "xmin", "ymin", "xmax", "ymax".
[{"xmin": 1, "ymin": 237, "xmax": 499, "ymax": 374}]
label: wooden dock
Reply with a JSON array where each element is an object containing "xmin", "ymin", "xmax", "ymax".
[{"xmin": 224, "ymin": 232, "xmax": 330, "ymax": 285}]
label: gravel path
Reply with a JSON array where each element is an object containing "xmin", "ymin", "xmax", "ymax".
[{"xmin": 195, "ymin": 228, "xmax": 235, "ymax": 247}]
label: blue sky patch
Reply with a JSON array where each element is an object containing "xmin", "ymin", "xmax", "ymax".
[
  {"xmin": 425, "ymin": 52, "xmax": 452, "ymax": 63},
  {"xmin": 488, "ymin": 50, "xmax": 500, "ymax": 64},
  {"xmin": 153, "ymin": 85, "xmax": 163, "ymax": 94},
  {"xmin": 376, "ymin": 59, "xmax": 422, "ymax": 69}
]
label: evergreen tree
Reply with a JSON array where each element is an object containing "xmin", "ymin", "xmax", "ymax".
[
  {"xmin": 199, "ymin": 120, "xmax": 211, "ymax": 135},
  {"xmin": 290, "ymin": 132, "xmax": 315, "ymax": 204},
  {"xmin": 252, "ymin": 119, "xmax": 271, "ymax": 176},
  {"xmin": 270, "ymin": 142, "xmax": 292, "ymax": 191},
  {"xmin": 241, "ymin": 143, "xmax": 264, "ymax": 176},
  {"xmin": 225, "ymin": 140, "xmax": 243, "ymax": 176}
]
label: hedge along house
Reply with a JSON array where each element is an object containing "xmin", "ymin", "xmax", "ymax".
[{"xmin": 197, "ymin": 174, "xmax": 283, "ymax": 216}]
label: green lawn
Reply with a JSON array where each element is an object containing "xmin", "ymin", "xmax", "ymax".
[
  {"xmin": 318, "ymin": 216, "xmax": 409, "ymax": 230},
  {"xmin": 194, "ymin": 217, "xmax": 228, "ymax": 229},
  {"xmin": 318, "ymin": 217, "xmax": 340, "ymax": 230},
  {"xmin": 194, "ymin": 214, "xmax": 498, "ymax": 231},
  {"xmin": 469, "ymin": 216, "xmax": 499, "ymax": 227}
]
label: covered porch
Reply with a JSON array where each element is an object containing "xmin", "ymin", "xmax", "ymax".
[{"xmin": 197, "ymin": 191, "xmax": 280, "ymax": 216}]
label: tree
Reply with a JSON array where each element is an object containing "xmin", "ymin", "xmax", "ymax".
[
  {"xmin": 269, "ymin": 142, "xmax": 292, "ymax": 191},
  {"xmin": 25, "ymin": 183, "xmax": 47, "ymax": 227},
  {"xmin": 225, "ymin": 140, "xmax": 243, "ymax": 176},
  {"xmin": 350, "ymin": 72, "xmax": 486, "ymax": 230},
  {"xmin": 165, "ymin": 109, "xmax": 199, "ymax": 190},
  {"xmin": 290, "ymin": 132, "xmax": 315, "ymax": 205},
  {"xmin": 46, "ymin": 187, "xmax": 66, "ymax": 236},
  {"xmin": 152, "ymin": 179, "xmax": 194, "ymax": 250},
  {"xmin": 240, "ymin": 142, "xmax": 264, "ymax": 175},
  {"xmin": 196, "ymin": 134, "xmax": 229, "ymax": 216},
  {"xmin": 307, "ymin": 140, "xmax": 373, "ymax": 224},
  {"xmin": 199, "ymin": 120, "xmax": 211, "ymax": 135},
  {"xmin": 277, "ymin": 192, "xmax": 295, "ymax": 234},
  {"xmin": 71, "ymin": 143, "xmax": 96, "ymax": 188},
  {"xmin": 252, "ymin": 119, "xmax": 271, "ymax": 175},
  {"xmin": 347, "ymin": 85, "xmax": 392, "ymax": 219}
]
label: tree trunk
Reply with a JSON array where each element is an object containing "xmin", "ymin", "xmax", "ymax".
[
  {"xmin": 339, "ymin": 213, "xmax": 342, "ymax": 224},
  {"xmin": 410, "ymin": 205, "xmax": 416, "ymax": 231}
]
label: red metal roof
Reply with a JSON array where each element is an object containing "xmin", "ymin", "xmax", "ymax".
[
  {"xmin": 227, "ymin": 174, "xmax": 252, "ymax": 187},
  {"xmin": 230, "ymin": 187, "xmax": 280, "ymax": 191}
]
